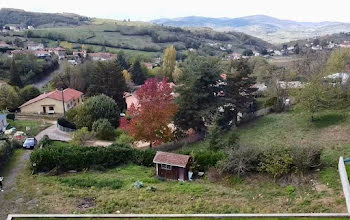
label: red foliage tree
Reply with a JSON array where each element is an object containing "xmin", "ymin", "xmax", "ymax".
[{"xmin": 125, "ymin": 78, "xmax": 178, "ymax": 147}]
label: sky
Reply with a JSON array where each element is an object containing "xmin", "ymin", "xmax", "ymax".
[{"xmin": 1, "ymin": 0, "xmax": 350, "ymax": 22}]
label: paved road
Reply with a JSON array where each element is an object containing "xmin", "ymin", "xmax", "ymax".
[
  {"xmin": 32, "ymin": 62, "xmax": 64, "ymax": 89},
  {"xmin": 35, "ymin": 123, "xmax": 72, "ymax": 142}
]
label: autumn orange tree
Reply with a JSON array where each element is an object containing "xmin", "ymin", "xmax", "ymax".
[{"xmin": 121, "ymin": 78, "xmax": 178, "ymax": 147}]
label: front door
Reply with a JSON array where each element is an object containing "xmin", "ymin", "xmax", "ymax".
[{"xmin": 43, "ymin": 106, "xmax": 46, "ymax": 114}]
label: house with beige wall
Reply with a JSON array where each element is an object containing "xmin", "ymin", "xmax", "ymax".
[{"xmin": 20, "ymin": 88, "xmax": 83, "ymax": 115}]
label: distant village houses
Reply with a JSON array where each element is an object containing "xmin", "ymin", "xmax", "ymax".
[
  {"xmin": 88, "ymin": 52, "xmax": 116, "ymax": 61},
  {"xmin": 27, "ymin": 42, "xmax": 44, "ymax": 51}
]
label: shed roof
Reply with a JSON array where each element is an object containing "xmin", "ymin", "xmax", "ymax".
[{"xmin": 153, "ymin": 151, "xmax": 191, "ymax": 168}]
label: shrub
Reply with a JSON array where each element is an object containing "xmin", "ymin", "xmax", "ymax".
[
  {"xmin": 0, "ymin": 140, "xmax": 13, "ymax": 170},
  {"xmin": 115, "ymin": 133, "xmax": 134, "ymax": 146},
  {"xmin": 71, "ymin": 127, "xmax": 94, "ymax": 146},
  {"xmin": 259, "ymin": 146, "xmax": 293, "ymax": 179},
  {"xmin": 220, "ymin": 145, "xmax": 259, "ymax": 176},
  {"xmin": 134, "ymin": 149, "xmax": 156, "ymax": 167},
  {"xmin": 290, "ymin": 145, "xmax": 322, "ymax": 173},
  {"xmin": 57, "ymin": 117, "xmax": 76, "ymax": 130},
  {"xmin": 20, "ymin": 85, "xmax": 41, "ymax": 102},
  {"xmin": 11, "ymin": 139, "xmax": 22, "ymax": 149},
  {"xmin": 6, "ymin": 113, "xmax": 15, "ymax": 120},
  {"xmin": 92, "ymin": 119, "xmax": 116, "ymax": 141},
  {"xmin": 38, "ymin": 135, "xmax": 51, "ymax": 148},
  {"xmin": 187, "ymin": 150, "xmax": 225, "ymax": 172}
]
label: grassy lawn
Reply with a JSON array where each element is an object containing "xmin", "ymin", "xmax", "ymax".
[
  {"xmin": 8, "ymin": 119, "xmax": 51, "ymax": 137},
  {"xmin": 5, "ymin": 163, "xmax": 345, "ymax": 215},
  {"xmin": 3, "ymin": 109, "xmax": 350, "ymax": 215}
]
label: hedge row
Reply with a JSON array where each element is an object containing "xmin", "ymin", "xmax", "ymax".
[
  {"xmin": 0, "ymin": 140, "xmax": 13, "ymax": 170},
  {"xmin": 30, "ymin": 144, "xmax": 156, "ymax": 172}
]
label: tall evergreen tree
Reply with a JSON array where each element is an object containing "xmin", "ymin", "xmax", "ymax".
[
  {"xmin": 117, "ymin": 52, "xmax": 130, "ymax": 70},
  {"xmin": 9, "ymin": 59, "xmax": 23, "ymax": 88},
  {"xmin": 219, "ymin": 59, "xmax": 257, "ymax": 129},
  {"xmin": 130, "ymin": 60, "xmax": 146, "ymax": 85},
  {"xmin": 174, "ymin": 55, "xmax": 222, "ymax": 134},
  {"xmin": 87, "ymin": 60, "xmax": 127, "ymax": 110}
]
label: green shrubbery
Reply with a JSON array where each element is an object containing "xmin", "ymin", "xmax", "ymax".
[
  {"xmin": 0, "ymin": 140, "xmax": 13, "ymax": 170},
  {"xmin": 220, "ymin": 145, "xmax": 322, "ymax": 178},
  {"xmin": 30, "ymin": 143, "xmax": 156, "ymax": 173},
  {"xmin": 92, "ymin": 118, "xmax": 115, "ymax": 141}
]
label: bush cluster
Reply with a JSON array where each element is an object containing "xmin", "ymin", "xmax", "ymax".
[
  {"xmin": 30, "ymin": 144, "xmax": 156, "ymax": 173},
  {"xmin": 180, "ymin": 149, "xmax": 225, "ymax": 172},
  {"xmin": 0, "ymin": 140, "xmax": 13, "ymax": 170},
  {"xmin": 92, "ymin": 119, "xmax": 115, "ymax": 141},
  {"xmin": 221, "ymin": 145, "xmax": 322, "ymax": 178}
]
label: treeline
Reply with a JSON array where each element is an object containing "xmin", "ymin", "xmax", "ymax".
[{"xmin": 0, "ymin": 8, "xmax": 90, "ymax": 28}]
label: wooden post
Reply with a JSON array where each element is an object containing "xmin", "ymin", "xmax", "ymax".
[{"xmin": 61, "ymin": 89, "xmax": 66, "ymax": 117}]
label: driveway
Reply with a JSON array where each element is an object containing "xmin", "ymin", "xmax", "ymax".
[{"xmin": 35, "ymin": 123, "xmax": 72, "ymax": 142}]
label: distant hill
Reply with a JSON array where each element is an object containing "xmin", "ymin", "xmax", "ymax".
[
  {"xmin": 0, "ymin": 9, "xmax": 273, "ymax": 58},
  {"xmin": 0, "ymin": 8, "xmax": 90, "ymax": 28},
  {"xmin": 152, "ymin": 15, "xmax": 350, "ymax": 43}
]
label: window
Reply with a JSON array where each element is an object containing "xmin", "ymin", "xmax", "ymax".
[
  {"xmin": 49, "ymin": 107, "xmax": 54, "ymax": 111},
  {"xmin": 161, "ymin": 164, "xmax": 172, "ymax": 170}
]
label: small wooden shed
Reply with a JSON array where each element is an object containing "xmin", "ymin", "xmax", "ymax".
[{"xmin": 153, "ymin": 151, "xmax": 191, "ymax": 181}]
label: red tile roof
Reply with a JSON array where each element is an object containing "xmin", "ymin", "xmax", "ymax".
[
  {"xmin": 20, "ymin": 88, "xmax": 83, "ymax": 108},
  {"xmin": 153, "ymin": 151, "xmax": 191, "ymax": 168}
]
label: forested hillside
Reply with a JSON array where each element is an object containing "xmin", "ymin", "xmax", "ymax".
[{"xmin": 0, "ymin": 8, "xmax": 90, "ymax": 28}]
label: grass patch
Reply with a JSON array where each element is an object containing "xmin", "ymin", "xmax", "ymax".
[
  {"xmin": 313, "ymin": 113, "xmax": 347, "ymax": 128},
  {"xmin": 59, "ymin": 176, "xmax": 123, "ymax": 189},
  {"xmin": 8, "ymin": 119, "xmax": 50, "ymax": 137}
]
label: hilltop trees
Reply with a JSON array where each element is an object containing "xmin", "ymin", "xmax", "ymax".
[
  {"xmin": 162, "ymin": 45, "xmax": 176, "ymax": 81},
  {"xmin": 174, "ymin": 55, "xmax": 222, "ymax": 134},
  {"xmin": 121, "ymin": 78, "xmax": 178, "ymax": 147}
]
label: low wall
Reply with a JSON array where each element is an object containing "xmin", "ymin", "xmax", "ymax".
[{"xmin": 57, "ymin": 123, "xmax": 76, "ymax": 133}]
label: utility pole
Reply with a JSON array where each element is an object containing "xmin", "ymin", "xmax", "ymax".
[{"xmin": 61, "ymin": 88, "xmax": 66, "ymax": 117}]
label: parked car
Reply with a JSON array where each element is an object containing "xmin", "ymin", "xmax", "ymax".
[{"xmin": 23, "ymin": 137, "xmax": 37, "ymax": 149}]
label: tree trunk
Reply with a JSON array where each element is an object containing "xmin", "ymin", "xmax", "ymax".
[{"xmin": 149, "ymin": 142, "xmax": 153, "ymax": 149}]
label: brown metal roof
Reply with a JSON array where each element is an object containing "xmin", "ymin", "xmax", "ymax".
[{"xmin": 153, "ymin": 151, "xmax": 191, "ymax": 168}]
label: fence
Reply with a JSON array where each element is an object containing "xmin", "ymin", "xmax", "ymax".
[
  {"xmin": 57, "ymin": 123, "xmax": 76, "ymax": 133},
  {"xmin": 7, "ymin": 213, "xmax": 350, "ymax": 220},
  {"xmin": 338, "ymin": 156, "xmax": 350, "ymax": 213}
]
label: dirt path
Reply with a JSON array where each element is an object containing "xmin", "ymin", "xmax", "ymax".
[
  {"xmin": 0, "ymin": 150, "xmax": 31, "ymax": 219},
  {"xmin": 0, "ymin": 126, "xmax": 57, "ymax": 219}
]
